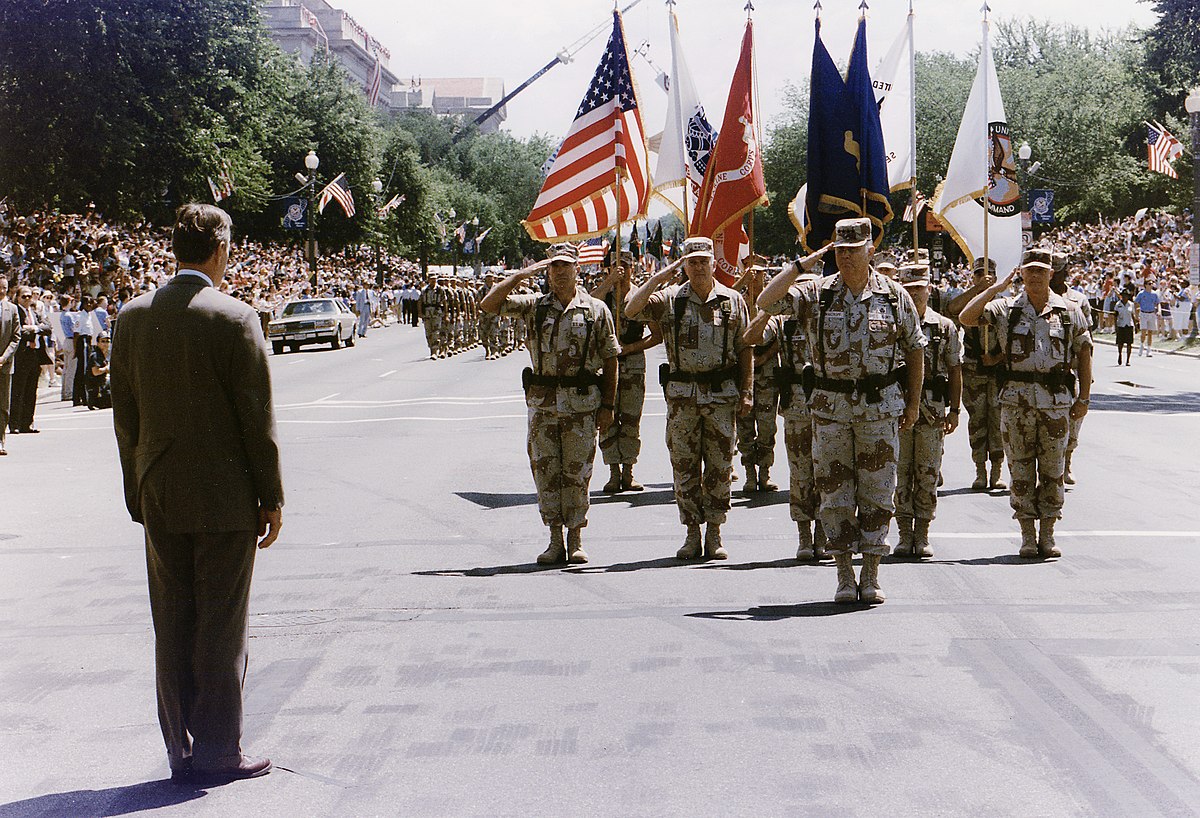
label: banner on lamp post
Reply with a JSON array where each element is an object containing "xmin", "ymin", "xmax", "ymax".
[{"xmin": 1029, "ymin": 189, "xmax": 1054, "ymax": 223}]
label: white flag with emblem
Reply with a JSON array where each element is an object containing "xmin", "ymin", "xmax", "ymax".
[{"xmin": 873, "ymin": 9, "xmax": 915, "ymax": 191}]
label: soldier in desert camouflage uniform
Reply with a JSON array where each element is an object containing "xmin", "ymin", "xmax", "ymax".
[
  {"xmin": 477, "ymin": 275, "xmax": 497, "ymax": 358},
  {"xmin": 1050, "ymin": 250, "xmax": 1092, "ymax": 486},
  {"xmin": 892, "ymin": 261, "xmax": 963, "ymax": 559},
  {"xmin": 481, "ymin": 243, "xmax": 618, "ymax": 565},
  {"xmin": 417, "ymin": 276, "xmax": 442, "ymax": 359},
  {"xmin": 744, "ymin": 270, "xmax": 828, "ymax": 560},
  {"xmin": 948, "ymin": 258, "xmax": 1006, "ymax": 490},
  {"xmin": 758, "ymin": 218, "xmax": 926, "ymax": 605},
  {"xmin": 591, "ymin": 254, "xmax": 662, "ymax": 493},
  {"xmin": 735, "ymin": 263, "xmax": 780, "ymax": 494},
  {"xmin": 960, "ymin": 248, "xmax": 1092, "ymax": 559},
  {"xmin": 626, "ymin": 236, "xmax": 753, "ymax": 561}
]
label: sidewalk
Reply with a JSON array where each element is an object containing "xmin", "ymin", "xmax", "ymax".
[{"xmin": 1090, "ymin": 330, "xmax": 1200, "ymax": 359}]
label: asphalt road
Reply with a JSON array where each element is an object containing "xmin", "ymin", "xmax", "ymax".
[{"xmin": 2, "ymin": 320, "xmax": 1199, "ymax": 817}]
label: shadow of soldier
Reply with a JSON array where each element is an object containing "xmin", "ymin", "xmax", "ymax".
[
  {"xmin": 0, "ymin": 779, "xmax": 206, "ymax": 818},
  {"xmin": 686, "ymin": 601, "xmax": 873, "ymax": 620}
]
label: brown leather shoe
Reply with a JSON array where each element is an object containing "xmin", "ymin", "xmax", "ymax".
[{"xmin": 192, "ymin": 755, "xmax": 273, "ymax": 784}]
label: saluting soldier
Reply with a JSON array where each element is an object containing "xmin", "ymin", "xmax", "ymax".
[
  {"xmin": 745, "ymin": 269, "xmax": 828, "ymax": 560},
  {"xmin": 735, "ymin": 262, "xmax": 780, "ymax": 494},
  {"xmin": 892, "ymin": 261, "xmax": 963, "ymax": 559},
  {"xmin": 758, "ymin": 218, "xmax": 926, "ymax": 605},
  {"xmin": 947, "ymin": 258, "xmax": 1007, "ymax": 490},
  {"xmin": 959, "ymin": 248, "xmax": 1092, "ymax": 559},
  {"xmin": 625, "ymin": 237, "xmax": 753, "ymax": 561},
  {"xmin": 591, "ymin": 253, "xmax": 663, "ymax": 493},
  {"xmin": 480, "ymin": 243, "xmax": 619, "ymax": 565},
  {"xmin": 1050, "ymin": 250, "xmax": 1092, "ymax": 486}
]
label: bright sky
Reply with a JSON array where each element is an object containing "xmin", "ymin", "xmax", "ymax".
[{"xmin": 342, "ymin": 0, "xmax": 1157, "ymax": 141}]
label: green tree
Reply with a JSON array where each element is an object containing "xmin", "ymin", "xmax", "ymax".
[{"xmin": 1140, "ymin": 0, "xmax": 1200, "ymax": 109}]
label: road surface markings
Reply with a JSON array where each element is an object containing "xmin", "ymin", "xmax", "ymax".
[{"xmin": 378, "ymin": 369, "xmax": 397, "ymax": 378}]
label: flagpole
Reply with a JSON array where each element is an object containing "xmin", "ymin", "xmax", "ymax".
[
  {"xmin": 747, "ymin": 0, "xmax": 759, "ymax": 262},
  {"xmin": 908, "ymin": 0, "xmax": 919, "ymax": 260},
  {"xmin": 614, "ymin": 165, "xmax": 624, "ymax": 341},
  {"xmin": 981, "ymin": 2, "xmax": 990, "ymax": 275}
]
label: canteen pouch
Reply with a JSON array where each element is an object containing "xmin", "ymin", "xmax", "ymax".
[
  {"xmin": 1065, "ymin": 371, "xmax": 1077, "ymax": 397},
  {"xmin": 801, "ymin": 363, "xmax": 816, "ymax": 400},
  {"xmin": 659, "ymin": 362, "xmax": 671, "ymax": 389},
  {"xmin": 521, "ymin": 366, "xmax": 533, "ymax": 395},
  {"xmin": 930, "ymin": 374, "xmax": 949, "ymax": 403}
]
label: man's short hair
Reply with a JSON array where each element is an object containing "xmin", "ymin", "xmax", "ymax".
[{"xmin": 172, "ymin": 203, "xmax": 232, "ymax": 265}]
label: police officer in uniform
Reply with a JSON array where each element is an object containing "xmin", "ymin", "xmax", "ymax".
[
  {"xmin": 480, "ymin": 243, "xmax": 619, "ymax": 565},
  {"xmin": 959, "ymin": 248, "xmax": 1092, "ymax": 559},
  {"xmin": 1050, "ymin": 250, "xmax": 1092, "ymax": 485},
  {"xmin": 892, "ymin": 261, "xmax": 963, "ymax": 559},
  {"xmin": 591, "ymin": 253, "xmax": 663, "ymax": 493},
  {"xmin": 626, "ymin": 237, "xmax": 753, "ymax": 561},
  {"xmin": 758, "ymin": 218, "xmax": 926, "ymax": 604}
]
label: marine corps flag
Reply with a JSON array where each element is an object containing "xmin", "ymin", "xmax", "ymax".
[
  {"xmin": 802, "ymin": 19, "xmax": 855, "ymax": 252},
  {"xmin": 523, "ymin": 11, "xmax": 651, "ymax": 241},
  {"xmin": 690, "ymin": 18, "xmax": 767, "ymax": 285}
]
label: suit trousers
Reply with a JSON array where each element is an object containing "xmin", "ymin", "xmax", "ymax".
[
  {"xmin": 144, "ymin": 525, "xmax": 257, "ymax": 768},
  {"xmin": 0, "ymin": 371, "xmax": 10, "ymax": 444},
  {"xmin": 61, "ymin": 340, "xmax": 76, "ymax": 401},
  {"xmin": 9, "ymin": 355, "xmax": 41, "ymax": 432}
]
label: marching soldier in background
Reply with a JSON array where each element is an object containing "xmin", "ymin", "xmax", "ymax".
[
  {"xmin": 1050, "ymin": 250, "xmax": 1092, "ymax": 485},
  {"xmin": 592, "ymin": 252, "xmax": 663, "ymax": 493},
  {"xmin": 758, "ymin": 218, "xmax": 925, "ymax": 605},
  {"xmin": 417, "ymin": 275, "xmax": 442, "ymax": 359},
  {"xmin": 960, "ymin": 248, "xmax": 1092, "ymax": 560},
  {"xmin": 892, "ymin": 261, "xmax": 963, "ymax": 559},
  {"xmin": 480, "ymin": 243, "xmax": 618, "ymax": 565},
  {"xmin": 948, "ymin": 258, "xmax": 1007, "ymax": 491},
  {"xmin": 745, "ymin": 269, "xmax": 828, "ymax": 561},
  {"xmin": 626, "ymin": 237, "xmax": 753, "ymax": 562},
  {"xmin": 478, "ymin": 274, "xmax": 497, "ymax": 359},
  {"xmin": 735, "ymin": 262, "xmax": 780, "ymax": 494}
]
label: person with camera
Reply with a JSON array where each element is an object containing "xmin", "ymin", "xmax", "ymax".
[
  {"xmin": 891, "ymin": 261, "xmax": 962, "ymax": 559},
  {"xmin": 959, "ymin": 248, "xmax": 1092, "ymax": 560}
]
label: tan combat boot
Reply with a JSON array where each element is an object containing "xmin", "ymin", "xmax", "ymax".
[
  {"xmin": 537, "ymin": 527, "xmax": 566, "ymax": 565},
  {"xmin": 758, "ymin": 467, "xmax": 778, "ymax": 492},
  {"xmin": 676, "ymin": 525, "xmax": 703, "ymax": 560},
  {"xmin": 602, "ymin": 465, "xmax": 622, "ymax": 494},
  {"xmin": 813, "ymin": 521, "xmax": 831, "ymax": 561},
  {"xmin": 1063, "ymin": 453, "xmax": 1075, "ymax": 486},
  {"xmin": 742, "ymin": 465, "xmax": 758, "ymax": 494},
  {"xmin": 972, "ymin": 462, "xmax": 988, "ymax": 491},
  {"xmin": 620, "ymin": 463, "xmax": 644, "ymax": 492},
  {"xmin": 893, "ymin": 516, "xmax": 915, "ymax": 557},
  {"xmin": 833, "ymin": 552, "xmax": 858, "ymax": 604},
  {"xmin": 566, "ymin": 527, "xmax": 588, "ymax": 564},
  {"xmin": 989, "ymin": 457, "xmax": 1007, "ymax": 490},
  {"xmin": 1038, "ymin": 518, "xmax": 1061, "ymax": 558},
  {"xmin": 704, "ymin": 523, "xmax": 728, "ymax": 560},
  {"xmin": 913, "ymin": 518, "xmax": 933, "ymax": 559},
  {"xmin": 1018, "ymin": 519, "xmax": 1040, "ymax": 558},
  {"xmin": 795, "ymin": 521, "xmax": 815, "ymax": 561},
  {"xmin": 859, "ymin": 553, "xmax": 886, "ymax": 604}
]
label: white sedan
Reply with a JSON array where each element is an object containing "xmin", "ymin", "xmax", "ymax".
[{"xmin": 268, "ymin": 298, "xmax": 357, "ymax": 354}]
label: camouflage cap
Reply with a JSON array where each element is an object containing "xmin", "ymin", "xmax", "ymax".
[
  {"xmin": 1021, "ymin": 248, "xmax": 1053, "ymax": 270},
  {"xmin": 833, "ymin": 217, "xmax": 872, "ymax": 248},
  {"xmin": 547, "ymin": 242, "xmax": 579, "ymax": 263},
  {"xmin": 680, "ymin": 236, "xmax": 715, "ymax": 260},
  {"xmin": 1050, "ymin": 251, "xmax": 1070, "ymax": 273},
  {"xmin": 972, "ymin": 257, "xmax": 997, "ymax": 274},
  {"xmin": 875, "ymin": 258, "xmax": 898, "ymax": 273},
  {"xmin": 897, "ymin": 263, "xmax": 931, "ymax": 288}
]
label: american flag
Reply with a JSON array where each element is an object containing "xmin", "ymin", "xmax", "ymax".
[
  {"xmin": 367, "ymin": 55, "xmax": 382, "ymax": 106},
  {"xmin": 577, "ymin": 237, "xmax": 610, "ymax": 266},
  {"xmin": 317, "ymin": 173, "xmax": 355, "ymax": 217},
  {"xmin": 523, "ymin": 11, "xmax": 650, "ymax": 242},
  {"xmin": 902, "ymin": 189, "xmax": 926, "ymax": 223},
  {"xmin": 376, "ymin": 193, "xmax": 404, "ymax": 218},
  {"xmin": 1147, "ymin": 121, "xmax": 1183, "ymax": 179}
]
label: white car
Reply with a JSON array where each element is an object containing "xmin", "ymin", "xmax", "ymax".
[{"xmin": 268, "ymin": 298, "xmax": 357, "ymax": 353}]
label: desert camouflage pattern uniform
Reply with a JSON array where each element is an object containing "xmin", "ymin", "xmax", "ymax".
[
  {"xmin": 418, "ymin": 282, "xmax": 442, "ymax": 357},
  {"xmin": 980, "ymin": 292, "xmax": 1091, "ymax": 521},
  {"xmin": 767, "ymin": 271, "xmax": 926, "ymax": 556},
  {"xmin": 895, "ymin": 307, "xmax": 962, "ymax": 520},
  {"xmin": 630, "ymin": 280, "xmax": 750, "ymax": 526},
  {"xmin": 961, "ymin": 321, "xmax": 1003, "ymax": 469},
  {"xmin": 599, "ymin": 291, "xmax": 650, "ymax": 467},
  {"xmin": 762, "ymin": 312, "xmax": 817, "ymax": 523},
  {"xmin": 735, "ymin": 330, "xmax": 779, "ymax": 473},
  {"xmin": 1062, "ymin": 287, "xmax": 1092, "ymax": 457},
  {"xmin": 477, "ymin": 284, "xmax": 497, "ymax": 356},
  {"xmin": 498, "ymin": 287, "xmax": 619, "ymax": 529}
]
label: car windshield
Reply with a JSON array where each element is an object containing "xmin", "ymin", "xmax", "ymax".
[{"xmin": 281, "ymin": 300, "xmax": 335, "ymax": 316}]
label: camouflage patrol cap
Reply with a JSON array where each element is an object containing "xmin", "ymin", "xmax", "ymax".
[
  {"xmin": 897, "ymin": 263, "xmax": 931, "ymax": 288},
  {"xmin": 910, "ymin": 248, "xmax": 930, "ymax": 264},
  {"xmin": 680, "ymin": 236, "xmax": 715, "ymax": 260},
  {"xmin": 1021, "ymin": 248, "xmax": 1053, "ymax": 270},
  {"xmin": 875, "ymin": 257, "xmax": 898, "ymax": 276},
  {"xmin": 833, "ymin": 217, "xmax": 872, "ymax": 248},
  {"xmin": 547, "ymin": 242, "xmax": 579, "ymax": 264},
  {"xmin": 1050, "ymin": 251, "xmax": 1070, "ymax": 273},
  {"xmin": 972, "ymin": 257, "xmax": 997, "ymax": 274},
  {"xmin": 745, "ymin": 253, "xmax": 771, "ymax": 271}
]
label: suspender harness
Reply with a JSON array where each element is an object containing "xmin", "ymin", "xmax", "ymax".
[
  {"xmin": 810, "ymin": 282, "xmax": 906, "ymax": 404},
  {"xmin": 1000, "ymin": 301, "xmax": 1076, "ymax": 395},
  {"xmin": 659, "ymin": 290, "xmax": 738, "ymax": 389},
  {"xmin": 922, "ymin": 323, "xmax": 949, "ymax": 403},
  {"xmin": 521, "ymin": 298, "xmax": 602, "ymax": 395}
]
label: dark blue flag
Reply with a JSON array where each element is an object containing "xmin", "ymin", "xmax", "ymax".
[
  {"xmin": 1029, "ymin": 189, "xmax": 1054, "ymax": 223},
  {"xmin": 844, "ymin": 17, "xmax": 893, "ymax": 242},
  {"xmin": 281, "ymin": 196, "xmax": 308, "ymax": 230},
  {"xmin": 803, "ymin": 19, "xmax": 858, "ymax": 252}
]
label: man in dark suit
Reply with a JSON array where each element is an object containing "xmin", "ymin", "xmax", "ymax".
[
  {"xmin": 111, "ymin": 203, "xmax": 284, "ymax": 785},
  {"xmin": 10, "ymin": 285, "xmax": 53, "ymax": 434},
  {"xmin": 0, "ymin": 275, "xmax": 19, "ymax": 455}
]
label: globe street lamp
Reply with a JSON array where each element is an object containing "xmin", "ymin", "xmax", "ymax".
[
  {"xmin": 1185, "ymin": 88, "xmax": 1200, "ymax": 339},
  {"xmin": 304, "ymin": 150, "xmax": 320, "ymax": 288},
  {"xmin": 1018, "ymin": 141, "xmax": 1032, "ymax": 248}
]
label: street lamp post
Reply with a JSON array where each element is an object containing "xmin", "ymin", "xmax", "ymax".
[
  {"xmin": 1186, "ymin": 88, "xmax": 1200, "ymax": 340},
  {"xmin": 371, "ymin": 178, "xmax": 383, "ymax": 286},
  {"xmin": 1018, "ymin": 141, "xmax": 1032, "ymax": 249},
  {"xmin": 449, "ymin": 208, "xmax": 457, "ymax": 274},
  {"xmin": 304, "ymin": 150, "xmax": 320, "ymax": 289},
  {"xmin": 470, "ymin": 215, "xmax": 480, "ymax": 276}
]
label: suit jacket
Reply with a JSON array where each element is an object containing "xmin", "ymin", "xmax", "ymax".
[
  {"xmin": 0, "ymin": 300, "xmax": 19, "ymax": 375},
  {"xmin": 111, "ymin": 275, "xmax": 284, "ymax": 532},
  {"xmin": 14, "ymin": 303, "xmax": 52, "ymax": 367}
]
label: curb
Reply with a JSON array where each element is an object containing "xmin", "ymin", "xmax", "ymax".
[{"xmin": 1091, "ymin": 334, "xmax": 1200, "ymax": 360}]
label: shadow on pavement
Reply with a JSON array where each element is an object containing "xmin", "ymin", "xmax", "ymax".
[
  {"xmin": 0, "ymin": 780, "xmax": 206, "ymax": 817},
  {"xmin": 687, "ymin": 601, "xmax": 873, "ymax": 620},
  {"xmin": 458, "ymin": 486, "xmax": 678, "ymax": 510},
  {"xmin": 413, "ymin": 563, "xmax": 561, "ymax": 577},
  {"xmin": 564, "ymin": 557, "xmax": 686, "ymax": 573},
  {"xmin": 692, "ymin": 558, "xmax": 816, "ymax": 571},
  {"xmin": 926, "ymin": 554, "xmax": 1049, "ymax": 566},
  {"xmin": 731, "ymin": 490, "xmax": 789, "ymax": 509}
]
